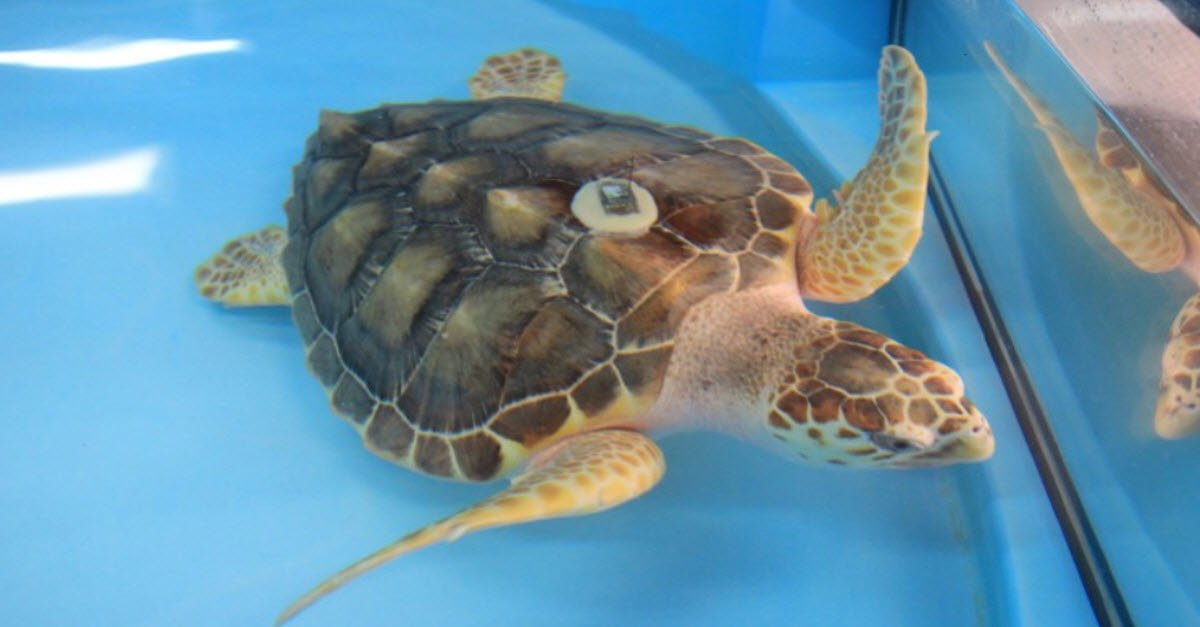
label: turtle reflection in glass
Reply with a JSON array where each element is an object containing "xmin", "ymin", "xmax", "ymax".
[
  {"xmin": 986, "ymin": 42, "xmax": 1200, "ymax": 439},
  {"xmin": 195, "ymin": 47, "xmax": 995, "ymax": 623}
]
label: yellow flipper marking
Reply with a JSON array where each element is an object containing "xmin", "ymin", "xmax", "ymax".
[
  {"xmin": 801, "ymin": 45, "xmax": 936, "ymax": 303},
  {"xmin": 468, "ymin": 48, "xmax": 566, "ymax": 102},
  {"xmin": 983, "ymin": 42, "xmax": 1184, "ymax": 274},
  {"xmin": 276, "ymin": 429, "xmax": 664, "ymax": 625},
  {"xmin": 1157, "ymin": 293, "xmax": 1200, "ymax": 439},
  {"xmin": 194, "ymin": 225, "xmax": 290, "ymax": 307}
]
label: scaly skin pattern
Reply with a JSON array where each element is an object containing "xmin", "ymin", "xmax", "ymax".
[
  {"xmin": 193, "ymin": 224, "xmax": 290, "ymax": 306},
  {"xmin": 800, "ymin": 46, "xmax": 936, "ymax": 303},
  {"xmin": 468, "ymin": 48, "xmax": 566, "ymax": 102}
]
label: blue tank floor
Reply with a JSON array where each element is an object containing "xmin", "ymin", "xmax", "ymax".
[{"xmin": 0, "ymin": 1, "xmax": 1093, "ymax": 625}]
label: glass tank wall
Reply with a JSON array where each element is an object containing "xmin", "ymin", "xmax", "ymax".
[
  {"xmin": 902, "ymin": 0, "xmax": 1200, "ymax": 624},
  {"xmin": 0, "ymin": 0, "xmax": 1191, "ymax": 625}
]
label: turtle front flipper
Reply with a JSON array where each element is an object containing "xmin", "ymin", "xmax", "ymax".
[
  {"xmin": 1157, "ymin": 293, "xmax": 1200, "ymax": 438},
  {"xmin": 800, "ymin": 45, "xmax": 936, "ymax": 303},
  {"xmin": 468, "ymin": 48, "xmax": 565, "ymax": 101},
  {"xmin": 276, "ymin": 429, "xmax": 664, "ymax": 625},
  {"xmin": 983, "ymin": 42, "xmax": 1185, "ymax": 274},
  {"xmin": 194, "ymin": 225, "xmax": 290, "ymax": 307}
]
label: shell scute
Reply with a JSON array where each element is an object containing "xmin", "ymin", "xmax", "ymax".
[
  {"xmin": 559, "ymin": 228, "xmax": 696, "ymax": 319},
  {"xmin": 491, "ymin": 395, "xmax": 572, "ymax": 448},
  {"xmin": 500, "ymin": 296, "xmax": 613, "ymax": 404}
]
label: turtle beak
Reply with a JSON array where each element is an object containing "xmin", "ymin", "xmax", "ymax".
[
  {"xmin": 947, "ymin": 423, "xmax": 995, "ymax": 461},
  {"xmin": 897, "ymin": 420, "xmax": 994, "ymax": 468}
]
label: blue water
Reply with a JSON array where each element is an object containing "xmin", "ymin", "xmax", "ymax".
[{"xmin": 2, "ymin": 0, "xmax": 1164, "ymax": 625}]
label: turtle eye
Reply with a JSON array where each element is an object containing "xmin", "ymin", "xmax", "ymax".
[
  {"xmin": 870, "ymin": 432, "xmax": 923, "ymax": 453},
  {"xmin": 570, "ymin": 177, "xmax": 657, "ymax": 236}
]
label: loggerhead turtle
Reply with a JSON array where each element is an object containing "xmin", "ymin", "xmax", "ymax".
[
  {"xmin": 986, "ymin": 42, "xmax": 1200, "ymax": 438},
  {"xmin": 196, "ymin": 47, "xmax": 995, "ymax": 623}
]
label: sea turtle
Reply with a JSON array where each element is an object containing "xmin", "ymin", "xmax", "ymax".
[
  {"xmin": 986, "ymin": 42, "xmax": 1200, "ymax": 438},
  {"xmin": 196, "ymin": 47, "xmax": 995, "ymax": 623}
]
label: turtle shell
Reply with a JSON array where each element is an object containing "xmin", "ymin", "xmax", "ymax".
[{"xmin": 282, "ymin": 98, "xmax": 812, "ymax": 481}]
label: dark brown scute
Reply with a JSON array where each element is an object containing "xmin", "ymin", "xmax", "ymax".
[
  {"xmin": 414, "ymin": 434, "xmax": 454, "ymax": 476},
  {"xmin": 397, "ymin": 266, "xmax": 557, "ymax": 433},
  {"xmin": 571, "ymin": 365, "xmax": 622, "ymax": 416},
  {"xmin": 501, "ymin": 297, "xmax": 613, "ymax": 404},
  {"xmin": 357, "ymin": 131, "xmax": 445, "ymax": 191},
  {"xmin": 306, "ymin": 195, "xmax": 392, "ymax": 309},
  {"xmin": 386, "ymin": 101, "xmax": 483, "ymax": 137},
  {"xmin": 335, "ymin": 225, "xmax": 491, "ymax": 401},
  {"xmin": 634, "ymin": 151, "xmax": 763, "ymax": 201},
  {"xmin": 460, "ymin": 102, "xmax": 598, "ymax": 144},
  {"xmin": 490, "ymin": 396, "xmax": 571, "ymax": 447},
  {"xmin": 616, "ymin": 253, "xmax": 736, "ymax": 348},
  {"xmin": 662, "ymin": 197, "xmax": 759, "ymax": 252},
  {"xmin": 365, "ymin": 404, "xmax": 415, "ymax": 458},
  {"xmin": 614, "ymin": 346, "xmax": 674, "ymax": 399},
  {"xmin": 312, "ymin": 110, "xmax": 376, "ymax": 159},
  {"xmin": 303, "ymin": 158, "xmax": 360, "ymax": 226},
  {"xmin": 414, "ymin": 153, "xmax": 525, "ymax": 210},
  {"xmin": 306, "ymin": 334, "xmax": 342, "ymax": 387},
  {"xmin": 559, "ymin": 229, "xmax": 695, "ymax": 319},
  {"xmin": 750, "ymin": 232, "xmax": 788, "ymax": 258},
  {"xmin": 531, "ymin": 125, "xmax": 699, "ymax": 178},
  {"xmin": 768, "ymin": 171, "xmax": 811, "ymax": 195},
  {"xmin": 290, "ymin": 291, "xmax": 322, "ymax": 344},
  {"xmin": 331, "ymin": 375, "xmax": 376, "ymax": 425},
  {"xmin": 755, "ymin": 190, "xmax": 798, "ymax": 231},
  {"xmin": 736, "ymin": 253, "xmax": 777, "ymax": 290},
  {"xmin": 451, "ymin": 433, "xmax": 503, "ymax": 480}
]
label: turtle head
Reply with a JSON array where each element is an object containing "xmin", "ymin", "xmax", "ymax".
[{"xmin": 763, "ymin": 319, "xmax": 994, "ymax": 468}]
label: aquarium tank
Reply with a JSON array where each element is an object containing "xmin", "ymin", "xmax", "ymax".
[{"xmin": 2, "ymin": 0, "xmax": 1197, "ymax": 625}]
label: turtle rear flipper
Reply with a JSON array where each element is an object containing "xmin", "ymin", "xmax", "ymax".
[
  {"xmin": 468, "ymin": 48, "xmax": 565, "ymax": 101},
  {"xmin": 195, "ymin": 225, "xmax": 290, "ymax": 306},
  {"xmin": 276, "ymin": 429, "xmax": 665, "ymax": 625},
  {"xmin": 800, "ymin": 45, "xmax": 936, "ymax": 303}
]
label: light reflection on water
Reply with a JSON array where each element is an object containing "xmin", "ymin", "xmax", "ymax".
[
  {"xmin": 0, "ymin": 147, "xmax": 159, "ymax": 206},
  {"xmin": 0, "ymin": 38, "xmax": 244, "ymax": 70}
]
